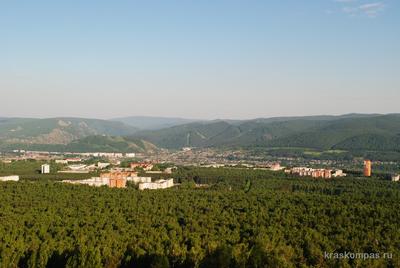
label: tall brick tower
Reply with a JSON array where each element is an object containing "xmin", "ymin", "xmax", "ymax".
[{"xmin": 364, "ymin": 160, "xmax": 372, "ymax": 177}]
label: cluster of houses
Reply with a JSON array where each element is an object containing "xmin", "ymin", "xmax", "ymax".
[
  {"xmin": 78, "ymin": 152, "xmax": 135, "ymax": 158},
  {"xmin": 130, "ymin": 162, "xmax": 154, "ymax": 171},
  {"xmin": 285, "ymin": 167, "xmax": 347, "ymax": 179},
  {"xmin": 62, "ymin": 166, "xmax": 175, "ymax": 190}
]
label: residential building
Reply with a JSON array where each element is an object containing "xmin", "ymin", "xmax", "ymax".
[
  {"xmin": 62, "ymin": 177, "xmax": 109, "ymax": 187},
  {"xmin": 100, "ymin": 171, "xmax": 137, "ymax": 180},
  {"xmin": 0, "ymin": 175, "xmax": 19, "ymax": 182},
  {"xmin": 62, "ymin": 176, "xmax": 126, "ymax": 188},
  {"xmin": 270, "ymin": 163, "xmax": 284, "ymax": 171},
  {"xmin": 138, "ymin": 179, "xmax": 174, "ymax": 190},
  {"xmin": 97, "ymin": 162, "xmax": 110, "ymax": 169},
  {"xmin": 68, "ymin": 164, "xmax": 88, "ymax": 171},
  {"xmin": 55, "ymin": 160, "xmax": 68, "ymax": 164},
  {"xmin": 332, "ymin": 170, "xmax": 346, "ymax": 177},
  {"xmin": 41, "ymin": 164, "xmax": 50, "ymax": 174},
  {"xmin": 324, "ymin": 169, "xmax": 332, "ymax": 179},
  {"xmin": 311, "ymin": 169, "xmax": 332, "ymax": 179},
  {"xmin": 364, "ymin": 160, "xmax": 372, "ymax": 177},
  {"xmin": 127, "ymin": 176, "xmax": 152, "ymax": 184},
  {"xmin": 66, "ymin": 158, "xmax": 82, "ymax": 163},
  {"xmin": 392, "ymin": 175, "xmax": 400, "ymax": 182},
  {"xmin": 58, "ymin": 164, "xmax": 89, "ymax": 173},
  {"xmin": 288, "ymin": 167, "xmax": 344, "ymax": 179},
  {"xmin": 109, "ymin": 178, "xmax": 126, "ymax": 188}
]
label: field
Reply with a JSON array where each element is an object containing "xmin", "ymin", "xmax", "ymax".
[
  {"xmin": 0, "ymin": 160, "xmax": 97, "ymax": 181},
  {"xmin": 0, "ymin": 166, "xmax": 399, "ymax": 267}
]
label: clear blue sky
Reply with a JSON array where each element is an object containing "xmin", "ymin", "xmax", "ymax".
[{"xmin": 1, "ymin": 0, "xmax": 399, "ymax": 119}]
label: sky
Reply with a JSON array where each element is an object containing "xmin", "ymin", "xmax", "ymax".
[{"xmin": 1, "ymin": 0, "xmax": 399, "ymax": 120}]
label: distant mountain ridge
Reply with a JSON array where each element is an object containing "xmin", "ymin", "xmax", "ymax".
[
  {"xmin": 112, "ymin": 116, "xmax": 200, "ymax": 130},
  {"xmin": 1, "ymin": 114, "xmax": 400, "ymax": 156},
  {"xmin": 132, "ymin": 114, "xmax": 400, "ymax": 153}
]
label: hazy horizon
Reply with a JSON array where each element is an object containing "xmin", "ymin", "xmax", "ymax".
[
  {"xmin": 0, "ymin": 112, "xmax": 395, "ymax": 121},
  {"xmin": 2, "ymin": 1, "xmax": 399, "ymax": 119}
]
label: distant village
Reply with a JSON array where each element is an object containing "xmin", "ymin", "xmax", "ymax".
[{"xmin": 0, "ymin": 149, "xmax": 399, "ymax": 187}]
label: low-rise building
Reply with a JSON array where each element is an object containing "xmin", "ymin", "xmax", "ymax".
[
  {"xmin": 55, "ymin": 160, "xmax": 68, "ymax": 164},
  {"xmin": 62, "ymin": 176, "xmax": 126, "ymax": 188},
  {"xmin": 201, "ymin": 164, "xmax": 225, "ymax": 168},
  {"xmin": 78, "ymin": 152, "xmax": 124, "ymax": 158},
  {"xmin": 100, "ymin": 171, "xmax": 137, "ymax": 180},
  {"xmin": 58, "ymin": 164, "xmax": 89, "ymax": 173},
  {"xmin": 138, "ymin": 179, "xmax": 174, "ymax": 190},
  {"xmin": 270, "ymin": 163, "xmax": 285, "ymax": 171},
  {"xmin": 62, "ymin": 177, "xmax": 109, "ymax": 187},
  {"xmin": 97, "ymin": 162, "xmax": 110, "ymax": 169},
  {"xmin": 0, "ymin": 175, "xmax": 20, "ymax": 182},
  {"xmin": 288, "ymin": 167, "xmax": 344, "ymax": 179},
  {"xmin": 392, "ymin": 175, "xmax": 400, "ymax": 182},
  {"xmin": 332, "ymin": 169, "xmax": 346, "ymax": 177},
  {"xmin": 80, "ymin": 177, "xmax": 107, "ymax": 186},
  {"xmin": 66, "ymin": 158, "xmax": 82, "ymax": 163}
]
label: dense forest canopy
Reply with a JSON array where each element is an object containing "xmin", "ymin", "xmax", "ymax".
[{"xmin": 1, "ymin": 167, "xmax": 399, "ymax": 267}]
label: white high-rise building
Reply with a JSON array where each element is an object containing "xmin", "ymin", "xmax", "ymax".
[{"xmin": 41, "ymin": 164, "xmax": 50, "ymax": 174}]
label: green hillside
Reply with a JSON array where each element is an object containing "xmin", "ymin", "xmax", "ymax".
[
  {"xmin": 0, "ymin": 117, "xmax": 138, "ymax": 145},
  {"xmin": 66, "ymin": 135, "xmax": 158, "ymax": 153},
  {"xmin": 133, "ymin": 118, "xmax": 329, "ymax": 148},
  {"xmin": 0, "ymin": 135, "xmax": 158, "ymax": 153},
  {"xmin": 2, "ymin": 114, "xmax": 400, "ymax": 156},
  {"xmin": 133, "ymin": 114, "xmax": 400, "ymax": 154},
  {"xmin": 133, "ymin": 121, "xmax": 241, "ymax": 148},
  {"xmin": 265, "ymin": 115, "xmax": 400, "ymax": 150}
]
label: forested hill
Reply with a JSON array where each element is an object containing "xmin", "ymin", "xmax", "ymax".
[
  {"xmin": 0, "ymin": 135, "xmax": 158, "ymax": 153},
  {"xmin": 112, "ymin": 116, "xmax": 199, "ymax": 130},
  {"xmin": 2, "ymin": 114, "xmax": 400, "ymax": 154},
  {"xmin": 132, "ymin": 114, "xmax": 400, "ymax": 151},
  {"xmin": 0, "ymin": 117, "xmax": 138, "ymax": 146}
]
